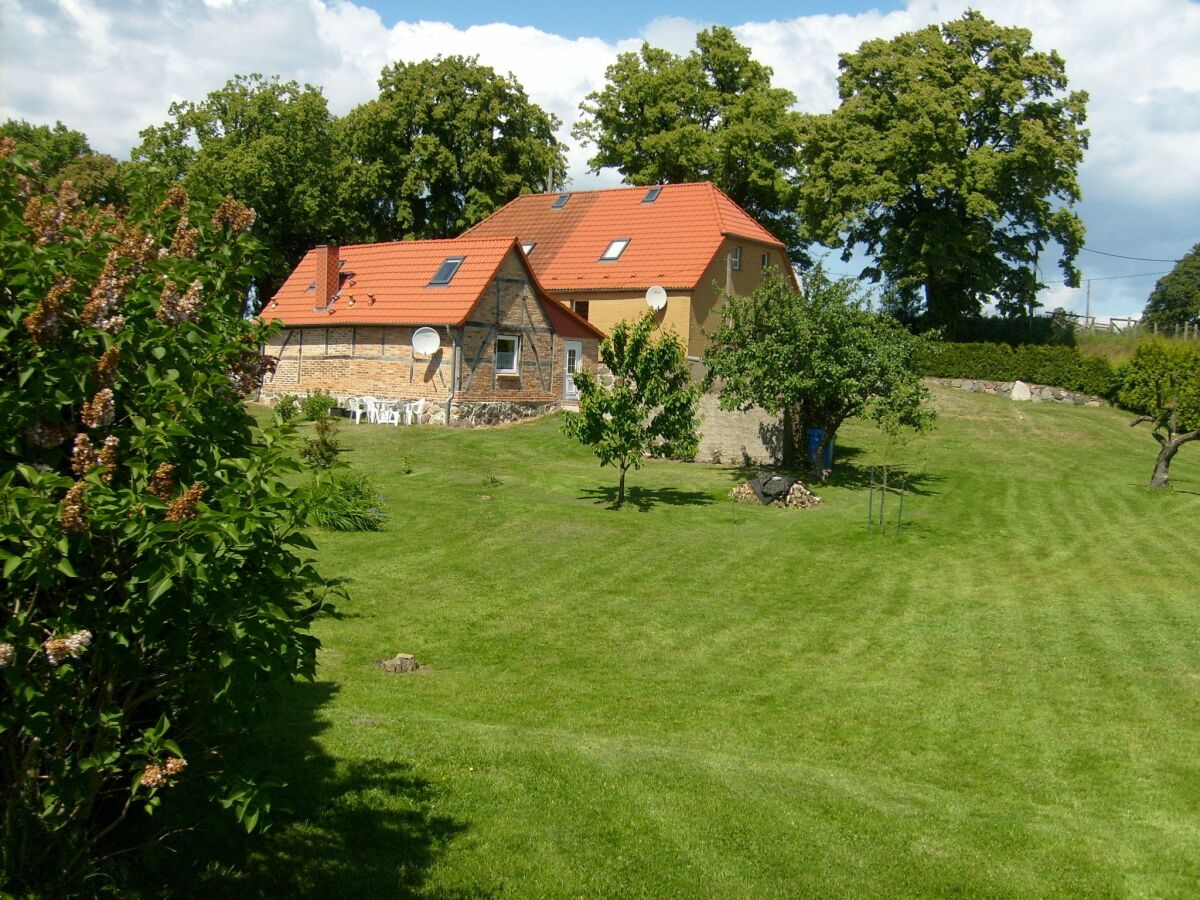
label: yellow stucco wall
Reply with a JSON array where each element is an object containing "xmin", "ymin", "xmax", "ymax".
[{"xmin": 557, "ymin": 292, "xmax": 694, "ymax": 354}]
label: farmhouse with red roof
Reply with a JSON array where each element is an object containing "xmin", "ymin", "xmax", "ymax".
[
  {"xmin": 463, "ymin": 181, "xmax": 794, "ymax": 357},
  {"xmin": 261, "ymin": 236, "xmax": 603, "ymax": 425},
  {"xmin": 262, "ymin": 181, "xmax": 792, "ymax": 429}
]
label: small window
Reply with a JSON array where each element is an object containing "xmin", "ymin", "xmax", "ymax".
[
  {"xmin": 429, "ymin": 256, "xmax": 464, "ymax": 285},
  {"xmin": 642, "ymin": 186, "xmax": 662, "ymax": 203},
  {"xmin": 761, "ymin": 252, "xmax": 771, "ymax": 269},
  {"xmin": 731, "ymin": 247, "xmax": 742, "ymax": 271},
  {"xmin": 522, "ymin": 242, "xmax": 537, "ymax": 256},
  {"xmin": 600, "ymin": 238, "xmax": 630, "ymax": 261},
  {"xmin": 495, "ymin": 334, "xmax": 520, "ymax": 374},
  {"xmin": 572, "ymin": 300, "xmax": 590, "ymax": 320},
  {"xmin": 551, "ymin": 193, "xmax": 570, "ymax": 209}
]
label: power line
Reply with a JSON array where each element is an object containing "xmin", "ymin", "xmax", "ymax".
[{"xmin": 1080, "ymin": 247, "xmax": 1182, "ymax": 263}]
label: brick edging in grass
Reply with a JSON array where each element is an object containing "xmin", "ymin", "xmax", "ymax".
[{"xmin": 925, "ymin": 377, "xmax": 1108, "ymax": 407}]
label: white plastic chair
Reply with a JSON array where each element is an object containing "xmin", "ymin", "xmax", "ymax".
[
  {"xmin": 404, "ymin": 398, "xmax": 426, "ymax": 425},
  {"xmin": 345, "ymin": 397, "xmax": 366, "ymax": 425},
  {"xmin": 377, "ymin": 401, "xmax": 401, "ymax": 426},
  {"xmin": 360, "ymin": 396, "xmax": 379, "ymax": 424}
]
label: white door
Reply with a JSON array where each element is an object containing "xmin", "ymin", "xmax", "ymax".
[{"xmin": 564, "ymin": 341, "xmax": 582, "ymax": 400}]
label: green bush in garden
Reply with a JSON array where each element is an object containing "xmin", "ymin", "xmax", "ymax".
[{"xmin": 0, "ymin": 140, "xmax": 332, "ymax": 892}]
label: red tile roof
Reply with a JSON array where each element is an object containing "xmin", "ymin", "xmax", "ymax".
[
  {"xmin": 461, "ymin": 182, "xmax": 786, "ymax": 292},
  {"xmin": 266, "ymin": 237, "xmax": 602, "ymax": 339}
]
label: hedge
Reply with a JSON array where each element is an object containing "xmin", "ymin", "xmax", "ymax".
[{"xmin": 915, "ymin": 342, "xmax": 1117, "ymax": 397}]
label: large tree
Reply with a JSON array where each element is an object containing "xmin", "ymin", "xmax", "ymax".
[
  {"xmin": 1142, "ymin": 243, "xmax": 1200, "ymax": 329},
  {"xmin": 574, "ymin": 27, "xmax": 804, "ymax": 254},
  {"xmin": 704, "ymin": 265, "xmax": 933, "ymax": 475},
  {"xmin": 799, "ymin": 11, "xmax": 1089, "ymax": 326},
  {"xmin": 0, "ymin": 119, "xmax": 124, "ymax": 206},
  {"xmin": 336, "ymin": 55, "xmax": 566, "ymax": 243},
  {"xmin": 129, "ymin": 74, "xmax": 340, "ymax": 308},
  {"xmin": 1120, "ymin": 340, "xmax": 1200, "ymax": 489}
]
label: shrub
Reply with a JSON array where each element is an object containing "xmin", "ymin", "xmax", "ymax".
[
  {"xmin": 301, "ymin": 469, "xmax": 387, "ymax": 531},
  {"xmin": 300, "ymin": 414, "xmax": 342, "ymax": 469},
  {"xmin": 274, "ymin": 393, "xmax": 301, "ymax": 423},
  {"xmin": 301, "ymin": 390, "xmax": 337, "ymax": 421},
  {"xmin": 0, "ymin": 145, "xmax": 332, "ymax": 891},
  {"xmin": 915, "ymin": 341, "xmax": 1117, "ymax": 396}
]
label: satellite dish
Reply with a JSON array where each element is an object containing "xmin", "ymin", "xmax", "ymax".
[
  {"xmin": 645, "ymin": 285, "xmax": 668, "ymax": 311},
  {"xmin": 412, "ymin": 327, "xmax": 441, "ymax": 355}
]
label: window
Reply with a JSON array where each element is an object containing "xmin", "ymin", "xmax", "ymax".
[
  {"xmin": 642, "ymin": 186, "xmax": 662, "ymax": 203},
  {"xmin": 761, "ymin": 252, "xmax": 771, "ymax": 269},
  {"xmin": 551, "ymin": 193, "xmax": 570, "ymax": 209},
  {"xmin": 572, "ymin": 300, "xmax": 590, "ymax": 320},
  {"xmin": 521, "ymin": 242, "xmax": 537, "ymax": 256},
  {"xmin": 429, "ymin": 256, "xmax": 464, "ymax": 285},
  {"xmin": 600, "ymin": 238, "xmax": 630, "ymax": 261},
  {"xmin": 495, "ymin": 334, "xmax": 520, "ymax": 374},
  {"xmin": 731, "ymin": 246, "xmax": 742, "ymax": 270}
]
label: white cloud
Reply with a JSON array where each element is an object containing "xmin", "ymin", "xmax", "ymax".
[{"xmin": 1, "ymin": 0, "xmax": 1196, "ymax": 316}]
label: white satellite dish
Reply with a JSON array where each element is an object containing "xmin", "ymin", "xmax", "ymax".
[
  {"xmin": 645, "ymin": 285, "xmax": 668, "ymax": 311},
  {"xmin": 412, "ymin": 327, "xmax": 441, "ymax": 355}
]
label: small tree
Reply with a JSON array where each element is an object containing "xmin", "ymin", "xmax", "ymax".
[
  {"xmin": 1119, "ymin": 340, "xmax": 1200, "ymax": 489},
  {"xmin": 563, "ymin": 313, "xmax": 699, "ymax": 508},
  {"xmin": 704, "ymin": 265, "xmax": 933, "ymax": 477}
]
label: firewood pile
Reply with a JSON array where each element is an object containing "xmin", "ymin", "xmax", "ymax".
[{"xmin": 730, "ymin": 473, "xmax": 822, "ymax": 509}]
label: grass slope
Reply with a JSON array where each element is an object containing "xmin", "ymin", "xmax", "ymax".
[{"xmin": 182, "ymin": 387, "xmax": 1199, "ymax": 897}]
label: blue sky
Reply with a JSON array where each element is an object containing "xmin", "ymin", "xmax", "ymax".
[
  {"xmin": 366, "ymin": 1, "xmax": 904, "ymax": 41},
  {"xmin": 1, "ymin": 0, "xmax": 1197, "ymax": 318}
]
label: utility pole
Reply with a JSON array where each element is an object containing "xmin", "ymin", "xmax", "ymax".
[{"xmin": 1085, "ymin": 278, "xmax": 1092, "ymax": 329}]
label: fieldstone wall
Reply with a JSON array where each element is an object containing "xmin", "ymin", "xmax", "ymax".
[
  {"xmin": 448, "ymin": 400, "xmax": 559, "ymax": 427},
  {"xmin": 927, "ymin": 377, "xmax": 1107, "ymax": 407}
]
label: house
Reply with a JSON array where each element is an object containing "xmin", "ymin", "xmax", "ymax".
[
  {"xmin": 461, "ymin": 181, "xmax": 795, "ymax": 358},
  {"xmin": 260, "ymin": 236, "xmax": 603, "ymax": 426}
]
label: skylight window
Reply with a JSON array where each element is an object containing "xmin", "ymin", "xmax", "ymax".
[
  {"xmin": 522, "ymin": 242, "xmax": 537, "ymax": 256},
  {"xmin": 600, "ymin": 239, "xmax": 630, "ymax": 261},
  {"xmin": 551, "ymin": 193, "xmax": 570, "ymax": 209},
  {"xmin": 642, "ymin": 186, "xmax": 662, "ymax": 203},
  {"xmin": 429, "ymin": 256, "xmax": 465, "ymax": 285}
]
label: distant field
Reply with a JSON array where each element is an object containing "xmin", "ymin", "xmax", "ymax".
[
  {"xmin": 167, "ymin": 387, "xmax": 1199, "ymax": 897},
  {"xmin": 1074, "ymin": 328, "xmax": 1198, "ymax": 366}
]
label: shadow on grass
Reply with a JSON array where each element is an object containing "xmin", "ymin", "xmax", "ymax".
[
  {"xmin": 578, "ymin": 484, "xmax": 715, "ymax": 511},
  {"xmin": 720, "ymin": 443, "xmax": 942, "ymax": 498},
  {"xmin": 137, "ymin": 681, "xmax": 467, "ymax": 899}
]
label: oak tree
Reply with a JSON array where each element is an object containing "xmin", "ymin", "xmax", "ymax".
[
  {"xmin": 337, "ymin": 55, "xmax": 566, "ymax": 243},
  {"xmin": 129, "ymin": 74, "xmax": 340, "ymax": 309},
  {"xmin": 1142, "ymin": 243, "xmax": 1200, "ymax": 329},
  {"xmin": 574, "ymin": 27, "xmax": 804, "ymax": 253},
  {"xmin": 799, "ymin": 11, "xmax": 1089, "ymax": 326}
]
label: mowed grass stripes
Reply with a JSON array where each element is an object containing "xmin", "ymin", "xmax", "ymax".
[{"xmin": 181, "ymin": 386, "xmax": 1199, "ymax": 898}]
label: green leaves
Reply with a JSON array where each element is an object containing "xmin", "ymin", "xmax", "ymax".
[
  {"xmin": 574, "ymin": 27, "xmax": 804, "ymax": 254},
  {"xmin": 564, "ymin": 313, "xmax": 699, "ymax": 507},
  {"xmin": 705, "ymin": 266, "xmax": 933, "ymax": 471},
  {"xmin": 1142, "ymin": 243, "xmax": 1200, "ymax": 329},
  {"xmin": 798, "ymin": 10, "xmax": 1089, "ymax": 325},
  {"xmin": 0, "ymin": 149, "xmax": 331, "ymax": 888}
]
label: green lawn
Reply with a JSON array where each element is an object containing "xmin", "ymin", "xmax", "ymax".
[{"xmin": 178, "ymin": 387, "xmax": 1199, "ymax": 897}]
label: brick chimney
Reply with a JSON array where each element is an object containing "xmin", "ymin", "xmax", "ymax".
[{"xmin": 313, "ymin": 244, "xmax": 340, "ymax": 308}]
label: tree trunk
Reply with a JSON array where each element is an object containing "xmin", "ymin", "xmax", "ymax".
[
  {"xmin": 1149, "ymin": 432, "xmax": 1200, "ymax": 488},
  {"xmin": 616, "ymin": 461, "xmax": 628, "ymax": 508},
  {"xmin": 781, "ymin": 406, "xmax": 797, "ymax": 469}
]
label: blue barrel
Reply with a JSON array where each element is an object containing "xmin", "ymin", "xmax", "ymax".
[{"xmin": 805, "ymin": 428, "xmax": 834, "ymax": 469}]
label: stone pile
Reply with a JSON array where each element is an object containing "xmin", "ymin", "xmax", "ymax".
[
  {"xmin": 925, "ymin": 377, "xmax": 1105, "ymax": 407},
  {"xmin": 730, "ymin": 473, "xmax": 822, "ymax": 509},
  {"xmin": 378, "ymin": 653, "xmax": 420, "ymax": 674}
]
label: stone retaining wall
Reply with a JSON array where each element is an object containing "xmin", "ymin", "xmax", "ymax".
[{"xmin": 926, "ymin": 377, "xmax": 1107, "ymax": 406}]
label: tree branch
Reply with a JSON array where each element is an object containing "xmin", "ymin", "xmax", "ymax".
[{"xmin": 1128, "ymin": 415, "xmax": 1154, "ymax": 428}]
